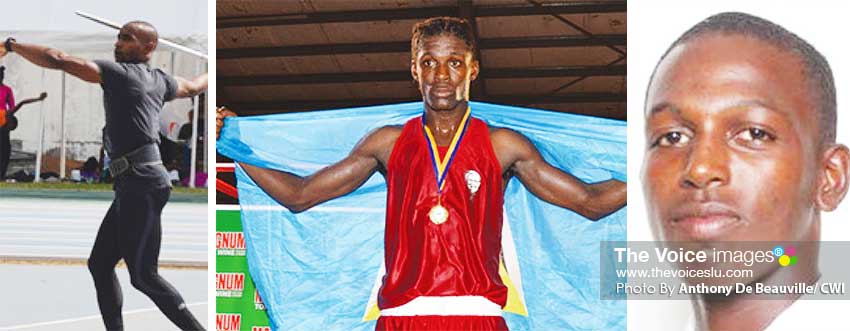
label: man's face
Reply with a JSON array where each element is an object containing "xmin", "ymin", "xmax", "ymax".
[
  {"xmin": 642, "ymin": 34, "xmax": 822, "ymax": 245},
  {"xmin": 411, "ymin": 34, "xmax": 479, "ymax": 112},
  {"xmin": 114, "ymin": 24, "xmax": 151, "ymax": 63}
]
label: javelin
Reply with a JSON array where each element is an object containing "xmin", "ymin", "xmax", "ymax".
[{"xmin": 75, "ymin": 10, "xmax": 208, "ymax": 60}]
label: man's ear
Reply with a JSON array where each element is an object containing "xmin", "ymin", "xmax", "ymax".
[
  {"xmin": 469, "ymin": 59, "xmax": 479, "ymax": 82},
  {"xmin": 410, "ymin": 59, "xmax": 419, "ymax": 84},
  {"xmin": 815, "ymin": 144, "xmax": 850, "ymax": 211},
  {"xmin": 144, "ymin": 41, "xmax": 157, "ymax": 54}
]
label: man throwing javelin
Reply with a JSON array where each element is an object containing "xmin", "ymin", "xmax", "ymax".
[
  {"xmin": 2, "ymin": 21, "xmax": 207, "ymax": 330},
  {"xmin": 218, "ymin": 17, "xmax": 624, "ymax": 331}
]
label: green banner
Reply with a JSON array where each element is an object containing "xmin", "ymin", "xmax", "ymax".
[{"xmin": 216, "ymin": 210, "xmax": 271, "ymax": 331}]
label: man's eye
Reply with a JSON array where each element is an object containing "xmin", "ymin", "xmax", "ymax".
[
  {"xmin": 654, "ymin": 131, "xmax": 690, "ymax": 147},
  {"xmin": 449, "ymin": 60, "xmax": 462, "ymax": 68},
  {"xmin": 734, "ymin": 127, "xmax": 775, "ymax": 146},
  {"xmin": 738, "ymin": 128, "xmax": 772, "ymax": 141},
  {"xmin": 422, "ymin": 59, "xmax": 435, "ymax": 67}
]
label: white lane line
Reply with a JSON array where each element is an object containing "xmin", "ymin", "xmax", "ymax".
[
  {"xmin": 0, "ymin": 232, "xmax": 207, "ymax": 241},
  {"xmin": 0, "ymin": 238, "xmax": 207, "ymax": 246},
  {"xmin": 0, "ymin": 246, "xmax": 206, "ymax": 254},
  {"xmin": 0, "ymin": 252, "xmax": 207, "ymax": 262},
  {"xmin": 0, "ymin": 218, "xmax": 206, "ymax": 225},
  {"xmin": 0, "ymin": 301, "xmax": 207, "ymax": 330},
  {"xmin": 0, "ymin": 223, "xmax": 206, "ymax": 231},
  {"xmin": 0, "ymin": 231, "xmax": 94, "ymax": 236},
  {"xmin": 2, "ymin": 207, "xmax": 204, "ymax": 214}
]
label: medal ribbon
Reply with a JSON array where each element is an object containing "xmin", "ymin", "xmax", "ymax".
[{"xmin": 423, "ymin": 107, "xmax": 471, "ymax": 194}]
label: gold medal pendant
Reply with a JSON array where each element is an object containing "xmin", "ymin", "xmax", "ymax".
[
  {"xmin": 423, "ymin": 106, "xmax": 471, "ymax": 226},
  {"xmin": 428, "ymin": 203, "xmax": 449, "ymax": 225}
]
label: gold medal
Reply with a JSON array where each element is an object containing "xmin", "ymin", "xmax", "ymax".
[
  {"xmin": 428, "ymin": 204, "xmax": 449, "ymax": 224},
  {"xmin": 423, "ymin": 107, "xmax": 471, "ymax": 226}
]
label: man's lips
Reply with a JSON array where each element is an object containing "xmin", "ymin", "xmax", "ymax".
[
  {"xmin": 667, "ymin": 203, "xmax": 744, "ymax": 240},
  {"xmin": 430, "ymin": 85, "xmax": 455, "ymax": 97}
]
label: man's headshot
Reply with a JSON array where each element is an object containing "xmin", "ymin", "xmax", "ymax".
[
  {"xmin": 631, "ymin": 1, "xmax": 850, "ymax": 330},
  {"xmin": 643, "ymin": 12, "xmax": 845, "ymax": 245}
]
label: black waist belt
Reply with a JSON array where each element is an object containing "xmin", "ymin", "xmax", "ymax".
[{"xmin": 109, "ymin": 144, "xmax": 162, "ymax": 176}]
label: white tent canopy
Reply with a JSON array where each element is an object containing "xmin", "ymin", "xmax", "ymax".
[{"xmin": 3, "ymin": 0, "xmax": 207, "ymax": 36}]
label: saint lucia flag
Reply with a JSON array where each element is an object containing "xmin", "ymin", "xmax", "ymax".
[{"xmin": 217, "ymin": 102, "xmax": 626, "ymax": 331}]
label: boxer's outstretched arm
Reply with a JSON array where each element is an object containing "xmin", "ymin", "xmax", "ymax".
[
  {"xmin": 5, "ymin": 41, "xmax": 101, "ymax": 83},
  {"xmin": 492, "ymin": 128, "xmax": 626, "ymax": 221},
  {"xmin": 239, "ymin": 126, "xmax": 399, "ymax": 213}
]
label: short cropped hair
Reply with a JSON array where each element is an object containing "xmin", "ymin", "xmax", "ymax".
[
  {"xmin": 410, "ymin": 17, "xmax": 477, "ymax": 60},
  {"xmin": 650, "ymin": 12, "xmax": 836, "ymax": 144},
  {"xmin": 127, "ymin": 20, "xmax": 159, "ymax": 47}
]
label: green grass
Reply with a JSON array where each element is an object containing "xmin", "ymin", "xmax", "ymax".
[{"xmin": 0, "ymin": 182, "xmax": 206, "ymax": 194}]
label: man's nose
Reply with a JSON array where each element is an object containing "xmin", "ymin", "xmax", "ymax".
[
  {"xmin": 681, "ymin": 136, "xmax": 730, "ymax": 190},
  {"xmin": 435, "ymin": 63, "xmax": 449, "ymax": 81}
]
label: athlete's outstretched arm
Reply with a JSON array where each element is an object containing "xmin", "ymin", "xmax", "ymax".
[
  {"xmin": 2, "ymin": 40, "xmax": 101, "ymax": 83},
  {"xmin": 174, "ymin": 73, "xmax": 208, "ymax": 98},
  {"xmin": 217, "ymin": 107, "xmax": 399, "ymax": 213},
  {"xmin": 492, "ymin": 128, "xmax": 626, "ymax": 221}
]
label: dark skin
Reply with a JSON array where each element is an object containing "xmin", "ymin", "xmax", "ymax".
[
  {"xmin": 643, "ymin": 33, "xmax": 850, "ymax": 331},
  {"xmin": 1, "ymin": 22, "xmax": 207, "ymax": 97},
  {"xmin": 217, "ymin": 33, "xmax": 626, "ymax": 220}
]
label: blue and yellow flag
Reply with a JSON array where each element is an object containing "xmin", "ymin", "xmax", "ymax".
[{"xmin": 217, "ymin": 102, "xmax": 626, "ymax": 331}]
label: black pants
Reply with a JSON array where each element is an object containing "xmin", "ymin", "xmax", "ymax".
[
  {"xmin": 87, "ymin": 183, "xmax": 204, "ymax": 330},
  {"xmin": 0, "ymin": 128, "xmax": 9, "ymax": 179}
]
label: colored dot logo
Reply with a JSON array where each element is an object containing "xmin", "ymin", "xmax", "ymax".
[{"xmin": 773, "ymin": 245, "xmax": 797, "ymax": 267}]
